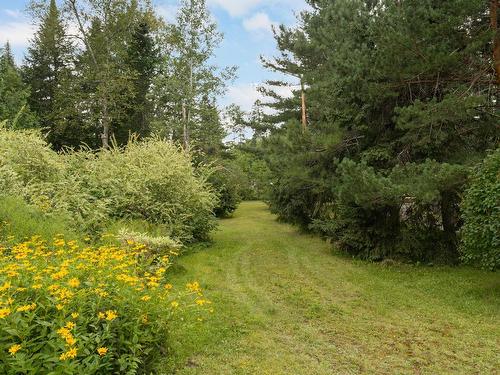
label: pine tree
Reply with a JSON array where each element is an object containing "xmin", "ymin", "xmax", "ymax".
[
  {"xmin": 68, "ymin": 0, "xmax": 155, "ymax": 148},
  {"xmin": 119, "ymin": 16, "xmax": 158, "ymax": 143},
  {"xmin": 23, "ymin": 0, "xmax": 74, "ymax": 147},
  {"xmin": 260, "ymin": 0, "xmax": 498, "ymax": 263},
  {"xmin": 0, "ymin": 43, "xmax": 37, "ymax": 128}
]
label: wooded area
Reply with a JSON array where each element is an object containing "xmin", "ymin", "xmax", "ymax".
[{"xmin": 0, "ymin": 0, "xmax": 498, "ymax": 373}]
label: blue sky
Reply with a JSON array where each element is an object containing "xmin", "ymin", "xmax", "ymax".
[{"xmin": 0, "ymin": 0, "xmax": 307, "ymax": 111}]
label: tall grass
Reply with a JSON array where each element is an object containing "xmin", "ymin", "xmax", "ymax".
[{"xmin": 0, "ymin": 195, "xmax": 75, "ymax": 240}]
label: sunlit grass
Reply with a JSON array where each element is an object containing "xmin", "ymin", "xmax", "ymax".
[{"xmin": 163, "ymin": 201, "xmax": 499, "ymax": 374}]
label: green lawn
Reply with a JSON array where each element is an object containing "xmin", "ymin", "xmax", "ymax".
[{"xmin": 162, "ymin": 201, "xmax": 499, "ymax": 374}]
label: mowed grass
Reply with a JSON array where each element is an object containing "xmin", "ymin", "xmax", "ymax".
[{"xmin": 161, "ymin": 201, "xmax": 499, "ymax": 375}]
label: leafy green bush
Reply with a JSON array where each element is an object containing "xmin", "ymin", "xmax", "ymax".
[
  {"xmin": 310, "ymin": 159, "xmax": 467, "ymax": 263},
  {"xmin": 208, "ymin": 163, "xmax": 242, "ymax": 217},
  {"xmin": 0, "ymin": 126, "xmax": 218, "ymax": 243},
  {"xmin": 460, "ymin": 149, "xmax": 500, "ymax": 270},
  {"xmin": 69, "ymin": 139, "xmax": 217, "ymax": 242},
  {"xmin": 0, "ymin": 126, "xmax": 62, "ymax": 186},
  {"xmin": 0, "ymin": 126, "xmax": 106, "ymax": 234}
]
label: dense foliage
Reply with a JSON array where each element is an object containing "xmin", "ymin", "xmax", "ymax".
[
  {"xmin": 257, "ymin": 0, "xmax": 499, "ymax": 263},
  {"xmin": 208, "ymin": 163, "xmax": 243, "ymax": 218},
  {"xmin": 461, "ymin": 148, "xmax": 500, "ymax": 270},
  {"xmin": 0, "ymin": 126, "xmax": 217, "ymax": 242}
]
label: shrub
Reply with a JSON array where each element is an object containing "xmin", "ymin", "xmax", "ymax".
[
  {"xmin": 208, "ymin": 163, "xmax": 242, "ymax": 217},
  {"xmin": 0, "ymin": 232, "xmax": 211, "ymax": 374},
  {"xmin": 460, "ymin": 148, "xmax": 500, "ymax": 270},
  {"xmin": 0, "ymin": 126, "xmax": 106, "ymax": 234},
  {"xmin": 0, "ymin": 126, "xmax": 61, "ymax": 186},
  {"xmin": 0, "ymin": 126, "xmax": 218, "ymax": 243},
  {"xmin": 116, "ymin": 228, "xmax": 180, "ymax": 256},
  {"xmin": 69, "ymin": 139, "xmax": 218, "ymax": 242},
  {"xmin": 310, "ymin": 159, "xmax": 468, "ymax": 263}
]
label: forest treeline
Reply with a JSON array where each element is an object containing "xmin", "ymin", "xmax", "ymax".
[
  {"xmin": 1, "ymin": 0, "xmax": 234, "ymax": 152},
  {"xmin": 237, "ymin": 0, "xmax": 499, "ymax": 269},
  {"xmin": 0, "ymin": 0, "xmax": 498, "ymax": 269},
  {"xmin": 0, "ymin": 0, "xmax": 258, "ymax": 220}
]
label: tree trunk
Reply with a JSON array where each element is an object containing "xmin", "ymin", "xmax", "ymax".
[
  {"xmin": 101, "ymin": 98, "xmax": 110, "ymax": 149},
  {"xmin": 300, "ymin": 75, "xmax": 307, "ymax": 131},
  {"xmin": 182, "ymin": 102, "xmax": 189, "ymax": 150},
  {"xmin": 440, "ymin": 191, "xmax": 460, "ymax": 264},
  {"xmin": 492, "ymin": 0, "xmax": 500, "ymax": 84}
]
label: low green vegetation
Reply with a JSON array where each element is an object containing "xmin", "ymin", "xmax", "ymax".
[
  {"xmin": 164, "ymin": 202, "xmax": 499, "ymax": 375},
  {"xmin": 0, "ymin": 125, "xmax": 218, "ymax": 242},
  {"xmin": 0, "ymin": 219, "xmax": 210, "ymax": 374},
  {"xmin": 0, "ymin": 196, "xmax": 76, "ymax": 241}
]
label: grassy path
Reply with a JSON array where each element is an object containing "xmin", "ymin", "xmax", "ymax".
[{"xmin": 163, "ymin": 202, "xmax": 499, "ymax": 374}]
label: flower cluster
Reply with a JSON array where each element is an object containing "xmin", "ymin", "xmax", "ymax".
[{"xmin": 0, "ymin": 232, "xmax": 211, "ymax": 374}]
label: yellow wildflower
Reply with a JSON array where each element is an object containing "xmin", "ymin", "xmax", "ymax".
[
  {"xmin": 60, "ymin": 347, "xmax": 77, "ymax": 360},
  {"xmin": 68, "ymin": 278, "xmax": 80, "ymax": 288},
  {"xmin": 65, "ymin": 321, "xmax": 76, "ymax": 330},
  {"xmin": 0, "ymin": 282, "xmax": 11, "ymax": 292},
  {"xmin": 51, "ymin": 268, "xmax": 69, "ymax": 280},
  {"xmin": 140, "ymin": 295, "xmax": 151, "ymax": 302},
  {"xmin": 71, "ymin": 312, "xmax": 79, "ymax": 319},
  {"xmin": 53, "ymin": 239, "xmax": 65, "ymax": 247},
  {"xmin": 32, "ymin": 284, "xmax": 42, "ymax": 289},
  {"xmin": 98, "ymin": 312, "xmax": 105, "ymax": 320},
  {"xmin": 57, "ymin": 327, "xmax": 76, "ymax": 346},
  {"xmin": 171, "ymin": 301, "xmax": 179, "ymax": 308},
  {"xmin": 8, "ymin": 344, "xmax": 21, "ymax": 355},
  {"xmin": 16, "ymin": 303, "xmax": 37, "ymax": 312},
  {"xmin": 47, "ymin": 284, "xmax": 60, "ymax": 292},
  {"xmin": 105, "ymin": 310, "xmax": 118, "ymax": 321},
  {"xmin": 164, "ymin": 283, "xmax": 173, "ymax": 291},
  {"xmin": 0, "ymin": 308, "xmax": 11, "ymax": 319},
  {"xmin": 97, "ymin": 347, "xmax": 108, "ymax": 356},
  {"xmin": 186, "ymin": 281, "xmax": 201, "ymax": 293}
]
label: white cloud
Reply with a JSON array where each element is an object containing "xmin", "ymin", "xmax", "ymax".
[
  {"xmin": 0, "ymin": 21, "xmax": 35, "ymax": 47},
  {"xmin": 224, "ymin": 82, "xmax": 295, "ymax": 112},
  {"xmin": 225, "ymin": 83, "xmax": 262, "ymax": 111},
  {"xmin": 208, "ymin": 0, "xmax": 263, "ymax": 17},
  {"xmin": 243, "ymin": 12, "xmax": 275, "ymax": 34},
  {"xmin": 208, "ymin": 0, "xmax": 308, "ymax": 18}
]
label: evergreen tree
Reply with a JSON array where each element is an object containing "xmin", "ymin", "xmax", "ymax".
[
  {"xmin": 120, "ymin": 15, "xmax": 158, "ymax": 142},
  {"xmin": 261, "ymin": 0, "xmax": 498, "ymax": 263},
  {"xmin": 0, "ymin": 43, "xmax": 37, "ymax": 128},
  {"xmin": 68, "ymin": 0, "xmax": 157, "ymax": 148},
  {"xmin": 24, "ymin": 0, "xmax": 74, "ymax": 148}
]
